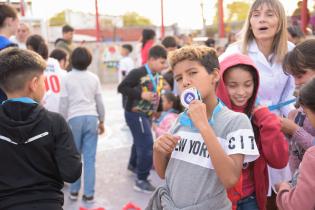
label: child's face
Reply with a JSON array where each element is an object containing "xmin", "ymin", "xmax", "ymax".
[
  {"xmin": 224, "ymin": 67, "xmax": 254, "ymax": 107},
  {"xmin": 303, "ymin": 106, "xmax": 315, "ymax": 128},
  {"xmin": 173, "ymin": 60, "xmax": 219, "ymax": 100},
  {"xmin": 120, "ymin": 48, "xmax": 129, "ymax": 57},
  {"xmin": 293, "ymin": 70, "xmax": 315, "ymax": 90},
  {"xmin": 162, "ymin": 95, "xmax": 173, "ymax": 111},
  {"xmin": 32, "ymin": 73, "xmax": 46, "ymax": 102},
  {"xmin": 149, "ymin": 57, "xmax": 168, "ymax": 73}
]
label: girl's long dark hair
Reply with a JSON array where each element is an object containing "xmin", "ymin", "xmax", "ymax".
[{"xmin": 26, "ymin": 35, "xmax": 48, "ymax": 60}]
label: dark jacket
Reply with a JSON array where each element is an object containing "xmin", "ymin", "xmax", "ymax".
[
  {"xmin": 117, "ymin": 65, "xmax": 163, "ymax": 116},
  {"xmin": 0, "ymin": 101, "xmax": 82, "ymax": 209}
]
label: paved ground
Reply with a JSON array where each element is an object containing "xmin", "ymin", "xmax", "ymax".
[{"xmin": 63, "ymin": 83, "xmax": 163, "ymax": 210}]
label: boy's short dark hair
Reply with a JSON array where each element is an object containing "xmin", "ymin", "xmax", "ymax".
[
  {"xmin": 122, "ymin": 44, "xmax": 133, "ymax": 53},
  {"xmin": 0, "ymin": 4, "xmax": 17, "ymax": 28},
  {"xmin": 162, "ymin": 36, "xmax": 177, "ymax": 49},
  {"xmin": 283, "ymin": 39, "xmax": 315, "ymax": 76},
  {"xmin": 71, "ymin": 47, "xmax": 92, "ymax": 70},
  {"xmin": 148, "ymin": 45, "xmax": 167, "ymax": 60},
  {"xmin": 0, "ymin": 48, "xmax": 46, "ymax": 93},
  {"xmin": 50, "ymin": 48, "xmax": 67, "ymax": 62},
  {"xmin": 169, "ymin": 45, "xmax": 219, "ymax": 74},
  {"xmin": 62, "ymin": 24, "xmax": 74, "ymax": 33}
]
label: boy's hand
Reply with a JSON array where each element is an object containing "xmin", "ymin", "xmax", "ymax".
[
  {"xmin": 187, "ymin": 100, "xmax": 208, "ymax": 130},
  {"xmin": 154, "ymin": 134, "xmax": 180, "ymax": 157},
  {"xmin": 141, "ymin": 91, "xmax": 155, "ymax": 101},
  {"xmin": 279, "ymin": 117, "xmax": 299, "ymax": 136},
  {"xmin": 98, "ymin": 122, "xmax": 105, "ymax": 135}
]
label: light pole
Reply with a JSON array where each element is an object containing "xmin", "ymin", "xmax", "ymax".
[
  {"xmin": 301, "ymin": 0, "xmax": 308, "ymax": 34},
  {"xmin": 218, "ymin": 0, "xmax": 225, "ymax": 38},
  {"xmin": 160, "ymin": 0, "xmax": 165, "ymax": 39},
  {"xmin": 95, "ymin": 0, "xmax": 101, "ymax": 42}
]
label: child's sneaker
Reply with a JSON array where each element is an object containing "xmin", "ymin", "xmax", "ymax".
[
  {"xmin": 69, "ymin": 192, "xmax": 79, "ymax": 201},
  {"xmin": 133, "ymin": 179, "xmax": 155, "ymax": 193},
  {"xmin": 82, "ymin": 195, "xmax": 94, "ymax": 203}
]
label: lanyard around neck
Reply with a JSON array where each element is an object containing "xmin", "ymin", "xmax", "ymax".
[
  {"xmin": 145, "ymin": 64, "xmax": 159, "ymax": 92},
  {"xmin": 179, "ymin": 99, "xmax": 224, "ymax": 129},
  {"xmin": 2, "ymin": 97, "xmax": 38, "ymax": 105}
]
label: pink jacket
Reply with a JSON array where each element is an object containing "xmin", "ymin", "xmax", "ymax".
[
  {"xmin": 154, "ymin": 112, "xmax": 178, "ymax": 138},
  {"xmin": 288, "ymin": 107, "xmax": 315, "ymax": 174},
  {"xmin": 277, "ymin": 146, "xmax": 315, "ymax": 210}
]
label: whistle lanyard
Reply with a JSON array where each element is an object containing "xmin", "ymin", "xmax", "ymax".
[
  {"xmin": 145, "ymin": 64, "xmax": 159, "ymax": 92},
  {"xmin": 179, "ymin": 99, "xmax": 224, "ymax": 129}
]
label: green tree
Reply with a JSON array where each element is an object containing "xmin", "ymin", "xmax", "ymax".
[
  {"xmin": 49, "ymin": 10, "xmax": 66, "ymax": 26},
  {"xmin": 226, "ymin": 1, "xmax": 250, "ymax": 23},
  {"xmin": 122, "ymin": 12, "xmax": 152, "ymax": 26},
  {"xmin": 212, "ymin": 1, "xmax": 250, "ymax": 34}
]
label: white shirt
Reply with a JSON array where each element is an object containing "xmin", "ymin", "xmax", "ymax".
[
  {"xmin": 118, "ymin": 56, "xmax": 135, "ymax": 83},
  {"xmin": 59, "ymin": 69, "xmax": 103, "ymax": 121},
  {"xmin": 220, "ymin": 40, "xmax": 295, "ymax": 117},
  {"xmin": 43, "ymin": 58, "xmax": 67, "ymax": 113},
  {"xmin": 10, "ymin": 36, "xmax": 26, "ymax": 49}
]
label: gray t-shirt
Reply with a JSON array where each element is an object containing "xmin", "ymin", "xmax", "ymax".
[{"xmin": 163, "ymin": 106, "xmax": 259, "ymax": 209}]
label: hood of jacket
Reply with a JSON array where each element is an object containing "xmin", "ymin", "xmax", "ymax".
[
  {"xmin": 0, "ymin": 101, "xmax": 46, "ymax": 144},
  {"xmin": 216, "ymin": 53, "xmax": 260, "ymax": 116}
]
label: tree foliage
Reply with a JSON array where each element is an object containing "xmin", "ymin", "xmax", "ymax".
[
  {"xmin": 212, "ymin": 0, "xmax": 250, "ymax": 33},
  {"xmin": 122, "ymin": 12, "xmax": 152, "ymax": 26},
  {"xmin": 226, "ymin": 1, "xmax": 250, "ymax": 23},
  {"xmin": 49, "ymin": 10, "xmax": 66, "ymax": 26}
]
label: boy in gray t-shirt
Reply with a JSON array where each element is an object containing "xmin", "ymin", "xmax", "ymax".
[{"xmin": 147, "ymin": 46, "xmax": 259, "ymax": 210}]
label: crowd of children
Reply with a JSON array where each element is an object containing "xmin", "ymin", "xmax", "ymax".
[{"xmin": 2, "ymin": 0, "xmax": 315, "ymax": 209}]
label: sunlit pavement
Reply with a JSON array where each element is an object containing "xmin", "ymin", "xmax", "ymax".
[{"xmin": 63, "ymin": 84, "xmax": 163, "ymax": 210}]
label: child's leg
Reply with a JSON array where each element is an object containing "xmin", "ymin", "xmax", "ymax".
[
  {"xmin": 125, "ymin": 111, "xmax": 137, "ymax": 170},
  {"xmin": 81, "ymin": 116, "xmax": 98, "ymax": 197},
  {"xmin": 68, "ymin": 116, "xmax": 85, "ymax": 194},
  {"xmin": 125, "ymin": 111, "xmax": 153, "ymax": 181}
]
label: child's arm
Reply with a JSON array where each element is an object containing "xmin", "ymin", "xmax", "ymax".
[
  {"xmin": 153, "ymin": 134, "xmax": 180, "ymax": 179},
  {"xmin": 281, "ymin": 111, "xmax": 315, "ymax": 150},
  {"xmin": 95, "ymin": 78, "xmax": 105, "ymax": 135},
  {"xmin": 276, "ymin": 147, "xmax": 315, "ymax": 210},
  {"xmin": 291, "ymin": 125, "xmax": 315, "ymax": 150},
  {"xmin": 117, "ymin": 69, "xmax": 142, "ymax": 100},
  {"xmin": 59, "ymin": 76, "xmax": 68, "ymax": 119},
  {"xmin": 188, "ymin": 100, "xmax": 245, "ymax": 188},
  {"xmin": 54, "ymin": 115, "xmax": 82, "ymax": 182},
  {"xmin": 253, "ymin": 107, "xmax": 289, "ymax": 168}
]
